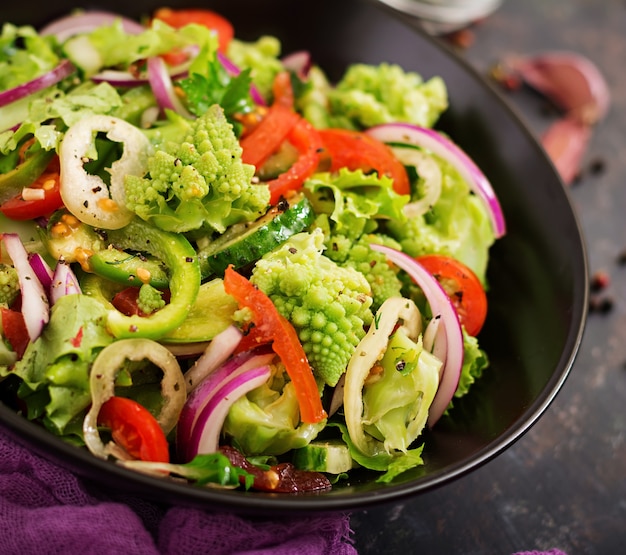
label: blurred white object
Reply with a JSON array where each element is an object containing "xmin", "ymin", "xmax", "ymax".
[{"xmin": 377, "ymin": 0, "xmax": 503, "ymax": 34}]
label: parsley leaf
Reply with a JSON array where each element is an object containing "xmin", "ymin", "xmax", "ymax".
[{"xmin": 178, "ymin": 50, "xmax": 255, "ymax": 127}]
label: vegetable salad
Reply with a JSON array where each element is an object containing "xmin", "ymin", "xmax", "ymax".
[{"xmin": 0, "ymin": 7, "xmax": 504, "ymax": 492}]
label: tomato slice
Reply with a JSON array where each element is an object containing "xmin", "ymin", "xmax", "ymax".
[
  {"xmin": 318, "ymin": 128, "xmax": 410, "ymax": 195},
  {"xmin": 97, "ymin": 396, "xmax": 170, "ymax": 463},
  {"xmin": 416, "ymin": 254, "xmax": 488, "ymax": 336},
  {"xmin": 0, "ymin": 307, "xmax": 29, "ymax": 359},
  {"xmin": 153, "ymin": 8, "xmax": 234, "ymax": 52},
  {"xmin": 0, "ymin": 155, "xmax": 63, "ymax": 221}
]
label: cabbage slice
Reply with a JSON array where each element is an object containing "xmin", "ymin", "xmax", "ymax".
[{"xmin": 344, "ymin": 297, "xmax": 441, "ymax": 457}]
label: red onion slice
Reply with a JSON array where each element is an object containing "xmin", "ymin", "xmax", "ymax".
[
  {"xmin": 39, "ymin": 11, "xmax": 145, "ymax": 42},
  {"xmin": 147, "ymin": 56, "xmax": 194, "ymax": 119},
  {"xmin": 28, "ymin": 253, "xmax": 53, "ymax": 292},
  {"xmin": 183, "ymin": 325, "xmax": 243, "ymax": 393},
  {"xmin": 281, "ymin": 51, "xmax": 312, "ymax": 78},
  {"xmin": 370, "ymin": 243, "xmax": 464, "ymax": 427},
  {"xmin": 1, "ymin": 233, "xmax": 49, "ymax": 341},
  {"xmin": 49, "ymin": 260, "xmax": 82, "ymax": 304},
  {"xmin": 366, "ymin": 123, "xmax": 506, "ymax": 239},
  {"xmin": 90, "ymin": 70, "xmax": 147, "ymax": 88},
  {"xmin": 187, "ymin": 365, "xmax": 272, "ymax": 457},
  {"xmin": 0, "ymin": 59, "xmax": 75, "ymax": 108},
  {"xmin": 177, "ymin": 348, "xmax": 274, "ymax": 461},
  {"xmin": 90, "ymin": 63, "xmax": 190, "ymax": 88}
]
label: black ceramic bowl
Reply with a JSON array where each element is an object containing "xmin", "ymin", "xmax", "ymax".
[{"xmin": 0, "ymin": 0, "xmax": 587, "ymax": 514}]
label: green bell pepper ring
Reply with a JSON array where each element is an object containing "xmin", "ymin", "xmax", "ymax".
[
  {"xmin": 89, "ymin": 248, "xmax": 170, "ymax": 289},
  {"xmin": 104, "ymin": 218, "xmax": 201, "ymax": 339}
]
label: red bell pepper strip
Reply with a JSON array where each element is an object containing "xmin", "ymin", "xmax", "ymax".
[
  {"xmin": 266, "ymin": 117, "xmax": 323, "ymax": 205},
  {"xmin": 240, "ymin": 104, "xmax": 300, "ymax": 169},
  {"xmin": 223, "ymin": 265, "xmax": 327, "ymax": 424},
  {"xmin": 318, "ymin": 128, "xmax": 411, "ymax": 195},
  {"xmin": 271, "ymin": 71, "xmax": 295, "ymax": 108}
]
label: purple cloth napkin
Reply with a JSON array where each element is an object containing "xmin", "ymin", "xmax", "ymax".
[{"xmin": 0, "ymin": 429, "xmax": 356, "ymax": 555}]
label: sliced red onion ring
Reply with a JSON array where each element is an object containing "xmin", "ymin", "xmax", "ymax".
[
  {"xmin": 90, "ymin": 63, "xmax": 190, "ymax": 88},
  {"xmin": 183, "ymin": 325, "xmax": 243, "ymax": 393},
  {"xmin": 28, "ymin": 253, "xmax": 53, "ymax": 292},
  {"xmin": 39, "ymin": 10, "xmax": 145, "ymax": 42},
  {"xmin": 366, "ymin": 123, "xmax": 506, "ymax": 239},
  {"xmin": 177, "ymin": 348, "xmax": 275, "ymax": 461},
  {"xmin": 1, "ymin": 233, "xmax": 49, "ymax": 341},
  {"xmin": 49, "ymin": 260, "xmax": 82, "ymax": 304},
  {"xmin": 216, "ymin": 51, "xmax": 240, "ymax": 75},
  {"xmin": 0, "ymin": 59, "xmax": 75, "ymax": 108},
  {"xmin": 370, "ymin": 243, "xmax": 464, "ymax": 427},
  {"xmin": 281, "ymin": 50, "xmax": 312, "ymax": 77},
  {"xmin": 147, "ymin": 56, "xmax": 194, "ymax": 119},
  {"xmin": 90, "ymin": 70, "xmax": 147, "ymax": 88},
  {"xmin": 216, "ymin": 51, "xmax": 267, "ymax": 106},
  {"xmin": 187, "ymin": 365, "xmax": 271, "ymax": 457}
]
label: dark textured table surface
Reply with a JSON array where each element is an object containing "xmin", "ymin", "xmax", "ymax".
[{"xmin": 351, "ymin": 1, "xmax": 626, "ymax": 554}]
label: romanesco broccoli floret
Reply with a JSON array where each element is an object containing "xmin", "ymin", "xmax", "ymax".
[
  {"xmin": 226, "ymin": 37, "xmax": 283, "ymax": 102},
  {"xmin": 124, "ymin": 104, "xmax": 270, "ymax": 234},
  {"xmin": 324, "ymin": 235, "xmax": 404, "ymax": 312},
  {"xmin": 328, "ymin": 63, "xmax": 448, "ymax": 129},
  {"xmin": 136, "ymin": 283, "xmax": 166, "ymax": 315},
  {"xmin": 250, "ymin": 228, "xmax": 374, "ymax": 387},
  {"xmin": 0, "ymin": 264, "xmax": 19, "ymax": 308}
]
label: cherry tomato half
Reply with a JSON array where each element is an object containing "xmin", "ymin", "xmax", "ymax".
[
  {"xmin": 416, "ymin": 254, "xmax": 488, "ymax": 336},
  {"xmin": 0, "ymin": 156, "xmax": 63, "ymax": 221},
  {"xmin": 318, "ymin": 128, "xmax": 410, "ymax": 195},
  {"xmin": 97, "ymin": 396, "xmax": 170, "ymax": 463}
]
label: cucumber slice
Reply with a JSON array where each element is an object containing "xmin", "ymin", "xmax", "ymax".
[
  {"xmin": 292, "ymin": 439, "xmax": 354, "ymax": 474},
  {"xmin": 89, "ymin": 247, "xmax": 170, "ymax": 289},
  {"xmin": 197, "ymin": 192, "xmax": 315, "ymax": 278}
]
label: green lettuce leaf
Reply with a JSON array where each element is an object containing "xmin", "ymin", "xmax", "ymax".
[
  {"xmin": 454, "ymin": 329, "xmax": 490, "ymax": 400},
  {"xmin": 11, "ymin": 294, "xmax": 113, "ymax": 435},
  {"xmin": 0, "ymin": 23, "xmax": 59, "ymax": 91},
  {"xmin": 305, "ymin": 168, "xmax": 408, "ymax": 241},
  {"xmin": 388, "ymin": 155, "xmax": 495, "ymax": 283},
  {"xmin": 223, "ymin": 369, "xmax": 325, "ymax": 456}
]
